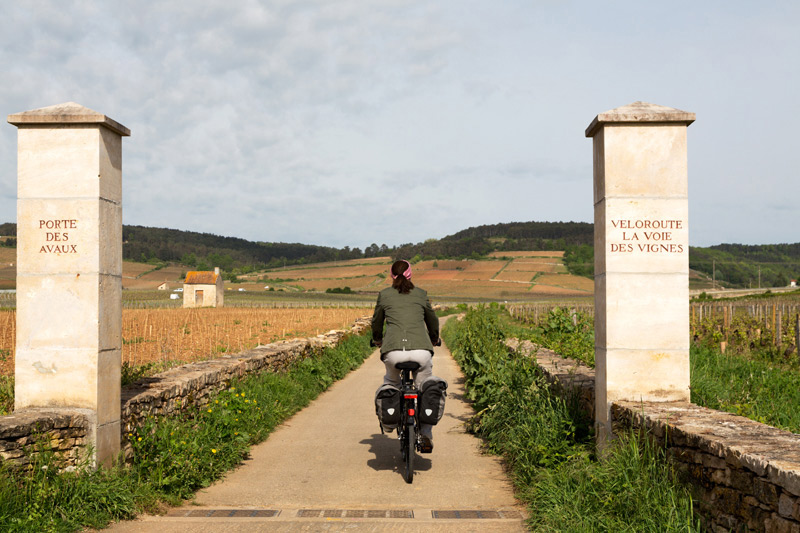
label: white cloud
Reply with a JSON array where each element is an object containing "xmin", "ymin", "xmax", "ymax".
[{"xmin": 0, "ymin": 1, "xmax": 798, "ymax": 248}]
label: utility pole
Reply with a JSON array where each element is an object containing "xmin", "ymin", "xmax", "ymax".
[
  {"xmin": 712, "ymin": 259, "xmax": 715, "ymax": 289},
  {"xmin": 758, "ymin": 266, "xmax": 761, "ymax": 289}
]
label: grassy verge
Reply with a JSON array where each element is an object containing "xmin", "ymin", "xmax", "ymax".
[
  {"xmin": 690, "ymin": 344, "xmax": 800, "ymax": 432},
  {"xmin": 444, "ymin": 305, "xmax": 699, "ymax": 532},
  {"xmin": 435, "ymin": 303, "xmax": 469, "ymax": 318},
  {"xmin": 511, "ymin": 306, "xmax": 800, "ymax": 433},
  {"xmin": 509, "ymin": 306, "xmax": 595, "ymax": 367},
  {"xmin": 0, "ymin": 332, "xmax": 373, "ymax": 532},
  {"xmin": 0, "ymin": 376, "xmax": 12, "ymax": 415}
]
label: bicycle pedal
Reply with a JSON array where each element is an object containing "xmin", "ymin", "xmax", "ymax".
[{"xmin": 419, "ymin": 437, "xmax": 434, "ymax": 453}]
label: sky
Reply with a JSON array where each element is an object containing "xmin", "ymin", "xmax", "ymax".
[{"xmin": 0, "ymin": 1, "xmax": 798, "ymax": 250}]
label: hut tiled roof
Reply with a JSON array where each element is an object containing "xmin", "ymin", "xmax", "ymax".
[{"xmin": 184, "ymin": 271, "xmax": 219, "ymax": 285}]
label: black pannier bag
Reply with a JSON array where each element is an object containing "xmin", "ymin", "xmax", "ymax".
[
  {"xmin": 375, "ymin": 383, "xmax": 401, "ymax": 430},
  {"xmin": 419, "ymin": 376, "xmax": 448, "ymax": 425}
]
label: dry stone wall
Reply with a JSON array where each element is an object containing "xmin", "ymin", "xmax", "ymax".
[
  {"xmin": 508, "ymin": 338, "xmax": 800, "ymax": 533},
  {"xmin": 0, "ymin": 317, "xmax": 370, "ymax": 469},
  {"xmin": 0, "ymin": 409, "xmax": 89, "ymax": 468}
]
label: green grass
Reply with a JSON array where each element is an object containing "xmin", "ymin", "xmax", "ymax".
[
  {"xmin": 507, "ymin": 306, "xmax": 595, "ymax": 367},
  {"xmin": 435, "ymin": 303, "xmax": 469, "ymax": 318},
  {"xmin": 690, "ymin": 344, "xmax": 800, "ymax": 432},
  {"xmin": 526, "ymin": 433, "xmax": 698, "ymax": 532},
  {"xmin": 444, "ymin": 305, "xmax": 700, "ymax": 532},
  {"xmin": 0, "ymin": 375, "xmax": 13, "ymax": 415},
  {"xmin": 0, "ymin": 332, "xmax": 373, "ymax": 532},
  {"xmin": 510, "ymin": 306, "xmax": 800, "ymax": 433}
]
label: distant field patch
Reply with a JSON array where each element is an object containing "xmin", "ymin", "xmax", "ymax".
[
  {"xmin": 122, "ymin": 261, "xmax": 156, "ymax": 279},
  {"xmin": 294, "ymin": 276, "xmax": 385, "ymax": 292},
  {"xmin": 414, "ymin": 260, "xmax": 465, "ymax": 270},
  {"xmin": 121, "ymin": 261, "xmax": 191, "ymax": 290},
  {"xmin": 416, "ymin": 270, "xmax": 461, "ymax": 281},
  {"xmin": 534, "ymin": 273, "xmax": 594, "ymax": 291},
  {"xmin": 299, "ymin": 256, "xmax": 392, "ymax": 268},
  {"xmin": 262, "ymin": 264, "xmax": 387, "ymax": 281},
  {"xmin": 452, "ymin": 260, "xmax": 505, "ymax": 279},
  {"xmin": 488, "ymin": 251, "xmax": 565, "ymax": 258},
  {"xmin": 495, "ymin": 271, "xmax": 538, "ymax": 282},
  {"xmin": 420, "ymin": 280, "xmax": 531, "ymax": 299},
  {"xmin": 0, "ymin": 248, "xmax": 15, "ymax": 289},
  {"xmin": 529, "ymin": 284, "xmax": 590, "ymax": 296}
]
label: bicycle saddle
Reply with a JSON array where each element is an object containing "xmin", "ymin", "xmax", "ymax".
[{"xmin": 394, "ymin": 361, "xmax": 421, "ymax": 371}]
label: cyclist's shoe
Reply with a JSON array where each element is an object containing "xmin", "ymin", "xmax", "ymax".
[{"xmin": 419, "ymin": 435, "xmax": 433, "ymax": 453}]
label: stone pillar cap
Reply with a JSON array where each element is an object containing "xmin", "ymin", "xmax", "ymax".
[
  {"xmin": 8, "ymin": 102, "xmax": 130, "ymax": 136},
  {"xmin": 585, "ymin": 101, "xmax": 694, "ymax": 138}
]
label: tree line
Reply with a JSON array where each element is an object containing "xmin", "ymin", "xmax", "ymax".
[{"xmin": 1, "ymin": 221, "xmax": 797, "ymax": 287}]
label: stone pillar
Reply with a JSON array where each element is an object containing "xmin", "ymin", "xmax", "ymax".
[
  {"xmin": 8, "ymin": 102, "xmax": 130, "ymax": 465},
  {"xmin": 585, "ymin": 101, "xmax": 695, "ymax": 442}
]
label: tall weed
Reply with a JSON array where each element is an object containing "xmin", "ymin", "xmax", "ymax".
[
  {"xmin": 528, "ymin": 432, "xmax": 699, "ymax": 532},
  {"xmin": 444, "ymin": 306, "xmax": 699, "ymax": 532},
  {"xmin": 513, "ymin": 307, "xmax": 595, "ymax": 366},
  {"xmin": 691, "ymin": 344, "xmax": 800, "ymax": 432}
]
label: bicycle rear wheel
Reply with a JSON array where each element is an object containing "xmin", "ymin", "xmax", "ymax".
[{"xmin": 404, "ymin": 423, "xmax": 415, "ymax": 483}]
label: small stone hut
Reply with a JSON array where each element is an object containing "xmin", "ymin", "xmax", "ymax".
[{"xmin": 183, "ymin": 267, "xmax": 224, "ymax": 308}]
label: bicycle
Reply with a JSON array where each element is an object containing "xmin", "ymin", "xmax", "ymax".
[
  {"xmin": 373, "ymin": 339, "xmax": 441, "ymax": 484},
  {"xmin": 394, "ymin": 360, "xmax": 422, "ymax": 484}
]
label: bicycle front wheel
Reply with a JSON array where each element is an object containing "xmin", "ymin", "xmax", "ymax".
[{"xmin": 404, "ymin": 423, "xmax": 415, "ymax": 484}]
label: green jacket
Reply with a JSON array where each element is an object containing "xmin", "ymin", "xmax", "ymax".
[{"xmin": 371, "ymin": 286, "xmax": 439, "ymax": 355}]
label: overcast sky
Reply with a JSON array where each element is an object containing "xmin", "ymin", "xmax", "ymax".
[{"xmin": 1, "ymin": 1, "xmax": 797, "ymax": 249}]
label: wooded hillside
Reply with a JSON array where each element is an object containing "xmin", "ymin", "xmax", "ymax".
[{"xmin": 1, "ymin": 221, "xmax": 797, "ymax": 288}]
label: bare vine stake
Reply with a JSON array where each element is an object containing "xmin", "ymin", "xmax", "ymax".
[
  {"xmin": 723, "ymin": 306, "xmax": 729, "ymax": 343},
  {"xmin": 796, "ymin": 313, "xmax": 800, "ymax": 361},
  {"xmin": 776, "ymin": 308, "xmax": 782, "ymax": 348}
]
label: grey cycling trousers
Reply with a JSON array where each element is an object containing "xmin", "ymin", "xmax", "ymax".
[{"xmin": 382, "ymin": 349, "xmax": 434, "ymax": 439}]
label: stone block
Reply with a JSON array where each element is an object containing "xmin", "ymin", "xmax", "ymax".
[
  {"xmin": 755, "ymin": 478, "xmax": 781, "ymax": 507},
  {"xmin": 598, "ymin": 272, "xmax": 689, "ymax": 351},
  {"xmin": 16, "ymin": 274, "xmax": 100, "ymax": 351},
  {"xmin": 97, "ymin": 349, "xmax": 121, "ymax": 425},
  {"xmin": 712, "ymin": 486, "xmax": 743, "ymax": 515},
  {"xmin": 711, "ymin": 467, "xmax": 731, "ymax": 486},
  {"xmin": 15, "ymin": 347, "xmax": 104, "ymax": 411},
  {"xmin": 595, "ymin": 197, "xmax": 689, "ymax": 275},
  {"xmin": 780, "ymin": 493, "xmax": 797, "ymax": 518},
  {"xmin": 603, "ymin": 348, "xmax": 690, "ymax": 403},
  {"xmin": 769, "ymin": 464, "xmax": 800, "ymax": 497},
  {"xmin": 13, "ymin": 104, "xmax": 126, "ymax": 202},
  {"xmin": 94, "ymin": 420, "xmax": 120, "ymax": 467},
  {"xmin": 17, "ymin": 127, "xmax": 108, "ymax": 200},
  {"xmin": 16, "ymin": 272, "xmax": 119, "ymax": 352},
  {"xmin": 713, "ymin": 513, "xmax": 741, "ymax": 532},
  {"xmin": 746, "ymin": 507, "xmax": 772, "ymax": 532},
  {"xmin": 16, "ymin": 197, "xmax": 120, "ymax": 276},
  {"xmin": 98, "ymin": 274, "xmax": 122, "ymax": 351},
  {"xmin": 765, "ymin": 513, "xmax": 800, "ymax": 533},
  {"xmin": 730, "ymin": 469, "xmax": 756, "ymax": 493},
  {"xmin": 700, "ymin": 453, "xmax": 728, "ymax": 470},
  {"xmin": 98, "ymin": 126, "xmax": 123, "ymax": 202},
  {"xmin": 598, "ymin": 123, "xmax": 689, "ymax": 201}
]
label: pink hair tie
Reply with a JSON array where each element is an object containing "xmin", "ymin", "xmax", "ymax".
[{"xmin": 390, "ymin": 260, "xmax": 412, "ymax": 280}]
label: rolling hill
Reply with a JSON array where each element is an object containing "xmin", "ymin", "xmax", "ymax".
[{"xmin": 1, "ymin": 221, "xmax": 798, "ymax": 290}]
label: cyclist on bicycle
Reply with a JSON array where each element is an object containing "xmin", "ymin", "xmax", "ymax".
[{"xmin": 371, "ymin": 259, "xmax": 440, "ymax": 451}]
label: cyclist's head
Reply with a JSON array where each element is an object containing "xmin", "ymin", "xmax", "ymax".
[{"xmin": 391, "ymin": 260, "xmax": 414, "ymax": 294}]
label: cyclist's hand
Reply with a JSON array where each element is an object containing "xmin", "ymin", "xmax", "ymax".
[
  {"xmin": 433, "ymin": 337, "xmax": 442, "ymax": 347},
  {"xmin": 371, "ymin": 338, "xmax": 382, "ymax": 348}
]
